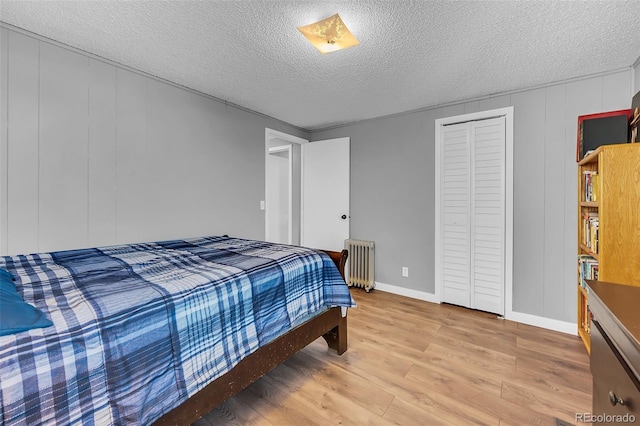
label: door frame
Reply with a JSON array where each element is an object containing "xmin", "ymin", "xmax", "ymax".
[
  {"xmin": 266, "ymin": 144, "xmax": 293, "ymax": 244},
  {"xmin": 434, "ymin": 106, "xmax": 514, "ymax": 317},
  {"xmin": 264, "ymin": 128, "xmax": 308, "ymax": 244}
]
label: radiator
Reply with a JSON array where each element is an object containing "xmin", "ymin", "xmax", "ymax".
[{"xmin": 344, "ymin": 239, "xmax": 375, "ymax": 292}]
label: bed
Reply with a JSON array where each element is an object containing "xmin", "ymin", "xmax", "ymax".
[{"xmin": 0, "ymin": 235, "xmax": 355, "ymax": 425}]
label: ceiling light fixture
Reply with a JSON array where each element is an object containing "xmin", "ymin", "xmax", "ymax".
[{"xmin": 297, "ymin": 13, "xmax": 359, "ymax": 54}]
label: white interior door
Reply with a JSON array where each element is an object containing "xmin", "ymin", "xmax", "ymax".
[
  {"xmin": 301, "ymin": 137, "xmax": 350, "ymax": 252},
  {"xmin": 440, "ymin": 123, "xmax": 472, "ymax": 308},
  {"xmin": 438, "ymin": 114, "xmax": 506, "ymax": 316},
  {"xmin": 472, "ymin": 117, "xmax": 505, "ymax": 315}
]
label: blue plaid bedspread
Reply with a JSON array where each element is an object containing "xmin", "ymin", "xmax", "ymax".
[{"xmin": 0, "ymin": 236, "xmax": 355, "ymax": 425}]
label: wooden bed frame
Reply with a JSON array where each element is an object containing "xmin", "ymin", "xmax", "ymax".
[{"xmin": 154, "ymin": 249, "xmax": 349, "ymax": 425}]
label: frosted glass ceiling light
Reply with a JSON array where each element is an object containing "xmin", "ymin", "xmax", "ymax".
[{"xmin": 297, "ymin": 13, "xmax": 359, "ymax": 54}]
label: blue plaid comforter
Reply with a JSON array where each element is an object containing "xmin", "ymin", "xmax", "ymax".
[{"xmin": 0, "ymin": 236, "xmax": 355, "ymax": 425}]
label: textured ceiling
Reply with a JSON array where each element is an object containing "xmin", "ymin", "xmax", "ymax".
[{"xmin": 1, "ymin": 1, "xmax": 639, "ymax": 130}]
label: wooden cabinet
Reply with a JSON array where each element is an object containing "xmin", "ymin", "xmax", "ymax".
[
  {"xmin": 587, "ymin": 280, "xmax": 640, "ymax": 424},
  {"xmin": 577, "ymin": 144, "xmax": 640, "ymax": 353}
]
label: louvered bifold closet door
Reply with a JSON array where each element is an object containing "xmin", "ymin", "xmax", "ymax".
[
  {"xmin": 441, "ymin": 124, "xmax": 472, "ymax": 308},
  {"xmin": 471, "ymin": 117, "xmax": 505, "ymax": 315}
]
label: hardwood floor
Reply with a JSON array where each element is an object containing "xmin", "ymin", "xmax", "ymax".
[{"xmin": 193, "ymin": 289, "xmax": 592, "ymax": 425}]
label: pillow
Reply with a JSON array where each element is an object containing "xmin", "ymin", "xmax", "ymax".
[
  {"xmin": 0, "ymin": 267, "xmax": 13, "ymax": 282},
  {"xmin": 0, "ymin": 268, "xmax": 53, "ymax": 336}
]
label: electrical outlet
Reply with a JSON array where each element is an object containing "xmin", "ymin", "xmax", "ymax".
[
  {"xmin": 402, "ymin": 266, "xmax": 409, "ymax": 277},
  {"xmin": 260, "ymin": 200, "xmax": 265, "ymax": 210}
]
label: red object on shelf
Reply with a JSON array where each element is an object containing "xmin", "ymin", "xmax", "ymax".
[{"xmin": 576, "ymin": 109, "xmax": 631, "ymax": 162}]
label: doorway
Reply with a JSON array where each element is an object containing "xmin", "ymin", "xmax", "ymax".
[
  {"xmin": 264, "ymin": 129, "xmax": 350, "ymax": 252},
  {"xmin": 265, "ymin": 129, "xmax": 306, "ymax": 245},
  {"xmin": 266, "ymin": 145, "xmax": 293, "ymax": 244}
]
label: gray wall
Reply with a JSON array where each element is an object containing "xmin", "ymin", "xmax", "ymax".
[
  {"xmin": 1, "ymin": 24, "xmax": 635, "ymax": 324},
  {"xmin": 311, "ymin": 70, "xmax": 632, "ymax": 323},
  {"xmin": 0, "ymin": 27, "xmax": 307, "ymax": 255}
]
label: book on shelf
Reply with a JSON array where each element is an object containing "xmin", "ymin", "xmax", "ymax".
[
  {"xmin": 581, "ymin": 211, "xmax": 599, "ymax": 253},
  {"xmin": 578, "ymin": 255, "xmax": 599, "ymax": 288},
  {"xmin": 584, "ymin": 303, "xmax": 591, "ymax": 334},
  {"xmin": 583, "ymin": 170, "xmax": 598, "ymax": 202}
]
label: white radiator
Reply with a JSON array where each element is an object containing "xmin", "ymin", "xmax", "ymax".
[{"xmin": 344, "ymin": 239, "xmax": 375, "ymax": 292}]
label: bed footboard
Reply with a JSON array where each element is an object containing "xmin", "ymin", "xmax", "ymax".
[{"xmin": 320, "ymin": 249, "xmax": 348, "ymax": 355}]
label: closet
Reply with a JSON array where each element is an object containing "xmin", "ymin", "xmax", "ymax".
[{"xmin": 436, "ymin": 111, "xmax": 510, "ymax": 316}]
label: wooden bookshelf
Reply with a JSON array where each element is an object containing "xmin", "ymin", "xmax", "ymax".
[{"xmin": 577, "ymin": 143, "xmax": 640, "ymax": 353}]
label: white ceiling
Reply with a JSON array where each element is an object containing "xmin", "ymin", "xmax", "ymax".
[{"xmin": 1, "ymin": 1, "xmax": 639, "ymax": 131}]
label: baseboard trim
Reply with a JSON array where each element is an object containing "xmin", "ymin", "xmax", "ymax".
[
  {"xmin": 373, "ymin": 281, "xmax": 439, "ymax": 303},
  {"xmin": 372, "ymin": 281, "xmax": 578, "ymax": 336},
  {"xmin": 505, "ymin": 310, "xmax": 577, "ymax": 336}
]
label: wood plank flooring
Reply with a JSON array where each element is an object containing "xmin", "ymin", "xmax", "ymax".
[{"xmin": 194, "ymin": 289, "xmax": 591, "ymax": 425}]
